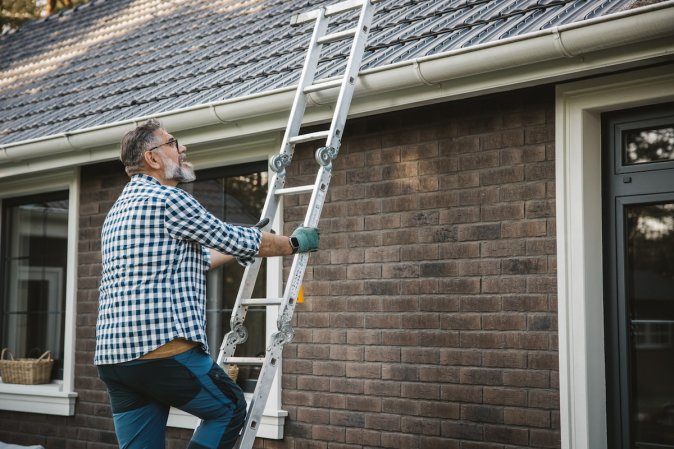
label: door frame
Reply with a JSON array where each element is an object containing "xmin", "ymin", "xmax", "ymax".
[{"xmin": 555, "ymin": 64, "xmax": 674, "ymax": 449}]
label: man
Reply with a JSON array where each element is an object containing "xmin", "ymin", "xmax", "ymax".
[{"xmin": 95, "ymin": 119, "xmax": 319, "ymax": 449}]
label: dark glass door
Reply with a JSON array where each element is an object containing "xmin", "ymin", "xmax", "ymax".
[{"xmin": 604, "ymin": 103, "xmax": 674, "ymax": 449}]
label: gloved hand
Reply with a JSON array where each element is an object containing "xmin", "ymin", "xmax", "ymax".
[{"xmin": 291, "ymin": 227, "xmax": 320, "ymax": 253}]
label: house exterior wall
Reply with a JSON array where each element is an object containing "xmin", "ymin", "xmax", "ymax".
[{"xmin": 0, "ymin": 85, "xmax": 559, "ymax": 448}]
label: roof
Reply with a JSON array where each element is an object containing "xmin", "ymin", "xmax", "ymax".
[{"xmin": 0, "ymin": 0, "xmax": 647, "ymax": 145}]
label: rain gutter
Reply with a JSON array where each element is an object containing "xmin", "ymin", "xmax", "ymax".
[{"xmin": 1, "ymin": 1, "xmax": 673, "ymax": 173}]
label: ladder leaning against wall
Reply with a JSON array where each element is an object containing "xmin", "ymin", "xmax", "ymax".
[{"xmin": 213, "ymin": 0, "xmax": 377, "ymax": 448}]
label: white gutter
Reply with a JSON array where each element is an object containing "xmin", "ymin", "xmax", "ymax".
[{"xmin": 1, "ymin": 1, "xmax": 673, "ymax": 172}]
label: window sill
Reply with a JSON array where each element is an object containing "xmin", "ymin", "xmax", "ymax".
[
  {"xmin": 167, "ymin": 393, "xmax": 288, "ymax": 440},
  {"xmin": 0, "ymin": 381, "xmax": 77, "ymax": 416}
]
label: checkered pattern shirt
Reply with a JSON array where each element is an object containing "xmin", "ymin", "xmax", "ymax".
[{"xmin": 94, "ymin": 174, "xmax": 262, "ymax": 365}]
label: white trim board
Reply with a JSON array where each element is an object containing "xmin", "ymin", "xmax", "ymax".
[{"xmin": 555, "ymin": 65, "xmax": 674, "ymax": 449}]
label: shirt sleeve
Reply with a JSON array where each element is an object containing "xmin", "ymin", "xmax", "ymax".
[{"xmin": 164, "ymin": 187, "xmax": 262, "ymax": 266}]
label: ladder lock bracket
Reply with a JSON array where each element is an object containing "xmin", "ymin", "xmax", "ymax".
[
  {"xmin": 270, "ymin": 153, "xmax": 291, "ymax": 173},
  {"xmin": 315, "ymin": 146, "xmax": 337, "ymax": 167}
]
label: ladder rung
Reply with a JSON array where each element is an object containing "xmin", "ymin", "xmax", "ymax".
[
  {"xmin": 317, "ymin": 28, "xmax": 357, "ymax": 45},
  {"xmin": 241, "ymin": 298, "xmax": 283, "ymax": 306},
  {"xmin": 304, "ymin": 78, "xmax": 342, "ymax": 94},
  {"xmin": 289, "ymin": 131, "xmax": 330, "ymax": 144},
  {"xmin": 275, "ymin": 185, "xmax": 314, "ymax": 195},
  {"xmin": 223, "ymin": 357, "xmax": 265, "ymax": 365},
  {"xmin": 291, "ymin": 0, "xmax": 366, "ymax": 25}
]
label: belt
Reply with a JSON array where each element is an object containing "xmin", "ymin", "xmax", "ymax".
[{"xmin": 139, "ymin": 338, "xmax": 200, "ymax": 360}]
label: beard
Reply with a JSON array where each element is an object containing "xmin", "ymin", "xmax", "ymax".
[{"xmin": 162, "ymin": 153, "xmax": 196, "ymax": 183}]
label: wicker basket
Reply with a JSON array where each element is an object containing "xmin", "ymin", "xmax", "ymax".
[{"xmin": 0, "ymin": 349, "xmax": 53, "ymax": 385}]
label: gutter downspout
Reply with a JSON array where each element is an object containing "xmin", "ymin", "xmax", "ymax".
[{"xmin": 1, "ymin": 1, "xmax": 673, "ymax": 166}]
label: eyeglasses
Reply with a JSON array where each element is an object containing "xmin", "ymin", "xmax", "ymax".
[{"xmin": 146, "ymin": 138, "xmax": 179, "ymax": 153}]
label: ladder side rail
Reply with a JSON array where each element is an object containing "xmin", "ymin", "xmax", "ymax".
[
  {"xmin": 234, "ymin": 331, "xmax": 286, "ymax": 449},
  {"xmin": 279, "ymin": 10, "xmax": 330, "ymax": 159},
  {"xmin": 325, "ymin": 0, "xmax": 374, "ymax": 153}
]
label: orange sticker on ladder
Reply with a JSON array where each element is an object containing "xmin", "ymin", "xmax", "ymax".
[{"xmin": 297, "ymin": 285, "xmax": 304, "ymax": 303}]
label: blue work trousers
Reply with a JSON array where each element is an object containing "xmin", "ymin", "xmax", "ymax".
[{"xmin": 97, "ymin": 347, "xmax": 247, "ymax": 449}]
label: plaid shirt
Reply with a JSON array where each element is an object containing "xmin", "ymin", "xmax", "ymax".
[{"xmin": 95, "ymin": 174, "xmax": 261, "ymax": 365}]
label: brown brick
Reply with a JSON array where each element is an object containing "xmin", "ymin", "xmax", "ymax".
[
  {"xmin": 346, "ymin": 362, "xmax": 381, "ymax": 379},
  {"xmin": 530, "ymin": 429, "xmax": 562, "ymax": 448},
  {"xmin": 364, "ymin": 413, "xmax": 401, "ymax": 431},
  {"xmin": 365, "ymin": 347, "xmax": 400, "ymax": 362},
  {"xmin": 460, "ymin": 367, "xmax": 503, "ymax": 386},
  {"xmin": 503, "ymin": 369, "xmax": 550, "ymax": 388},
  {"xmin": 483, "ymin": 387, "xmax": 527, "ymax": 406},
  {"xmin": 484, "ymin": 424, "xmax": 529, "ymax": 445},
  {"xmin": 482, "ymin": 350, "xmax": 527, "ymax": 368},
  {"xmin": 504, "ymin": 407, "xmax": 551, "ymax": 428},
  {"xmin": 482, "ymin": 313, "xmax": 527, "ymax": 330},
  {"xmin": 345, "ymin": 428, "xmax": 381, "ymax": 447},
  {"xmin": 441, "ymin": 384, "xmax": 483, "ymax": 402},
  {"xmin": 345, "ymin": 394, "xmax": 382, "ymax": 412},
  {"xmin": 439, "ymin": 348, "xmax": 482, "ymax": 366},
  {"xmin": 441, "ymin": 313, "xmax": 481, "ymax": 330},
  {"xmin": 312, "ymin": 425, "xmax": 345, "ymax": 442},
  {"xmin": 441, "ymin": 420, "xmax": 484, "ymax": 440}
]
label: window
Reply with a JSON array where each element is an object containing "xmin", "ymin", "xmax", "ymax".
[
  {"xmin": 0, "ymin": 170, "xmax": 79, "ymax": 416},
  {"xmin": 1, "ymin": 191, "xmax": 69, "ymax": 380}
]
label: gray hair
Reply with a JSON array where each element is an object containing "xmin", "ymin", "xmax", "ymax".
[{"xmin": 120, "ymin": 119, "xmax": 163, "ymax": 176}]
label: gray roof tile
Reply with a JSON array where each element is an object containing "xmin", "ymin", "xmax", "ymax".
[{"xmin": 0, "ymin": 0, "xmax": 639, "ymax": 145}]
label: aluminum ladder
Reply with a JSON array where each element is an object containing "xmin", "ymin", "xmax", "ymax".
[{"xmin": 215, "ymin": 1, "xmax": 376, "ymax": 448}]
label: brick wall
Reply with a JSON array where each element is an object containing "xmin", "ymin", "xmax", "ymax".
[
  {"xmin": 0, "ymin": 85, "xmax": 559, "ymax": 448},
  {"xmin": 276, "ymin": 85, "xmax": 559, "ymax": 449}
]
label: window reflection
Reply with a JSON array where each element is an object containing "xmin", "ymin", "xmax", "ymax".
[
  {"xmin": 626, "ymin": 201, "xmax": 674, "ymax": 446},
  {"xmin": 624, "ymin": 126, "xmax": 674, "ymax": 165}
]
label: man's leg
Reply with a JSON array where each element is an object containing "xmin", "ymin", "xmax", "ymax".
[
  {"xmin": 99, "ymin": 348, "xmax": 246, "ymax": 449},
  {"xmin": 171, "ymin": 348, "xmax": 247, "ymax": 449},
  {"xmin": 97, "ymin": 364, "xmax": 170, "ymax": 449}
]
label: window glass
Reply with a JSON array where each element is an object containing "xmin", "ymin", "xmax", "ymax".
[
  {"xmin": 623, "ymin": 125, "xmax": 674, "ymax": 165},
  {"xmin": 181, "ymin": 165, "xmax": 268, "ymax": 392},
  {"xmin": 1, "ymin": 191, "xmax": 69, "ymax": 381}
]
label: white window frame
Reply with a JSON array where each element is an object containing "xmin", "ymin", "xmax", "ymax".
[
  {"xmin": 166, "ymin": 134, "xmax": 288, "ymax": 439},
  {"xmin": 0, "ymin": 168, "xmax": 80, "ymax": 416},
  {"xmin": 555, "ymin": 65, "xmax": 674, "ymax": 449}
]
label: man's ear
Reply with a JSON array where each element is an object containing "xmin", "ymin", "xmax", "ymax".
[{"xmin": 144, "ymin": 150, "xmax": 162, "ymax": 170}]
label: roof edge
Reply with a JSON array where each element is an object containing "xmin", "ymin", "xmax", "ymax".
[{"xmin": 1, "ymin": 1, "xmax": 674, "ymax": 176}]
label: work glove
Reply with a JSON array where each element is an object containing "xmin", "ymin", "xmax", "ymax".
[{"xmin": 290, "ymin": 227, "xmax": 320, "ymax": 253}]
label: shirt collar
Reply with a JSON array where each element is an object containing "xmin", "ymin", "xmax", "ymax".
[{"xmin": 131, "ymin": 173, "xmax": 162, "ymax": 186}]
